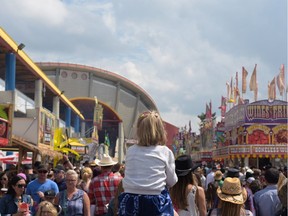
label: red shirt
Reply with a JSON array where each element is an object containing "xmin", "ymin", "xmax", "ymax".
[{"xmin": 88, "ymin": 171, "xmax": 122, "ymax": 215}]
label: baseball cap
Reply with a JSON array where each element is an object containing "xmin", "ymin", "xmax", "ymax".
[
  {"xmin": 53, "ymin": 165, "xmax": 65, "ymax": 173},
  {"xmin": 23, "ymin": 164, "xmax": 32, "ymax": 170},
  {"xmin": 44, "ymin": 190, "xmax": 56, "ymax": 198},
  {"xmin": 247, "ymin": 177, "xmax": 255, "ymax": 184},
  {"xmin": 83, "ymin": 160, "xmax": 89, "ymax": 166},
  {"xmin": 37, "ymin": 164, "xmax": 48, "ymax": 171}
]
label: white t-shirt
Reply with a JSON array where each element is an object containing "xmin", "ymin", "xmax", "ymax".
[
  {"xmin": 123, "ymin": 144, "xmax": 178, "ymax": 195},
  {"xmin": 200, "ymin": 175, "xmax": 206, "ymax": 188},
  {"xmin": 205, "ymin": 171, "xmax": 215, "ymax": 190}
]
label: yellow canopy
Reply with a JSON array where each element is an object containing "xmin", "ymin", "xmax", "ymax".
[{"xmin": 69, "ymin": 142, "xmax": 87, "ymax": 147}]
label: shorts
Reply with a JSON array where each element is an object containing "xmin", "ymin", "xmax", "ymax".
[{"xmin": 118, "ymin": 187, "xmax": 174, "ymax": 216}]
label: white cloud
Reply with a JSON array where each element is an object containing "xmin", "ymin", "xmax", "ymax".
[
  {"xmin": 2, "ymin": 0, "xmax": 68, "ymax": 26},
  {"xmin": 162, "ymin": 107, "xmax": 201, "ymax": 130},
  {"xmin": 0, "ymin": 0, "xmax": 285, "ymax": 133},
  {"xmin": 119, "ymin": 62, "xmax": 143, "ymax": 84},
  {"xmin": 102, "ymin": 11, "xmax": 116, "ymax": 34}
]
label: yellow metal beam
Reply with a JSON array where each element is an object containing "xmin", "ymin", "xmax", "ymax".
[{"xmin": 0, "ymin": 28, "xmax": 84, "ymax": 120}]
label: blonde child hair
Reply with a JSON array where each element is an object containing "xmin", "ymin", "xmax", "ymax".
[
  {"xmin": 36, "ymin": 201, "xmax": 58, "ymax": 216},
  {"xmin": 137, "ymin": 110, "xmax": 167, "ymax": 146},
  {"xmin": 81, "ymin": 167, "xmax": 92, "ymax": 182}
]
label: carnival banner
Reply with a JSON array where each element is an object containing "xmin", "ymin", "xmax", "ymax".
[
  {"xmin": 230, "ymin": 146, "xmax": 251, "ymax": 155},
  {"xmin": 245, "ymin": 100, "xmax": 288, "ymax": 124},
  {"xmin": 251, "ymin": 145, "xmax": 287, "ymax": 154},
  {"xmin": 39, "ymin": 108, "xmax": 56, "ymax": 145}
]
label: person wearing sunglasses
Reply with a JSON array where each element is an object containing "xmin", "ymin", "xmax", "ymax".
[
  {"xmin": 53, "ymin": 165, "xmax": 66, "ymax": 192},
  {"xmin": 26, "ymin": 164, "xmax": 59, "ymax": 216},
  {"xmin": 0, "ymin": 175, "xmax": 33, "ymax": 216}
]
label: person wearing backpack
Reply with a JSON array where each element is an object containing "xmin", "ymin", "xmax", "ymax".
[{"xmin": 170, "ymin": 154, "xmax": 206, "ymax": 216}]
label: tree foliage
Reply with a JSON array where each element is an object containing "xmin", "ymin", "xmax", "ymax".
[{"xmin": 197, "ymin": 112, "xmax": 217, "ymax": 128}]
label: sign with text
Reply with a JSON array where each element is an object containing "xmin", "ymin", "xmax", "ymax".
[
  {"xmin": 251, "ymin": 145, "xmax": 287, "ymax": 154},
  {"xmin": 230, "ymin": 146, "xmax": 251, "ymax": 154},
  {"xmin": 39, "ymin": 109, "xmax": 56, "ymax": 145},
  {"xmin": 245, "ymin": 100, "xmax": 288, "ymax": 124}
]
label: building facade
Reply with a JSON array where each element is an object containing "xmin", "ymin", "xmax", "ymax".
[{"xmin": 212, "ymin": 99, "xmax": 288, "ymax": 169}]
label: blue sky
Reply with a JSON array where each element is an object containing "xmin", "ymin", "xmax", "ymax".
[{"xmin": 0, "ymin": 0, "xmax": 287, "ymax": 133}]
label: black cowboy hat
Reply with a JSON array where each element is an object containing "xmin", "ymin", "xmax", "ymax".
[{"xmin": 175, "ymin": 154, "xmax": 200, "ymax": 177}]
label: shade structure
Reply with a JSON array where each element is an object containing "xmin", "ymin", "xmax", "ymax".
[{"xmin": 69, "ymin": 141, "xmax": 87, "ymax": 147}]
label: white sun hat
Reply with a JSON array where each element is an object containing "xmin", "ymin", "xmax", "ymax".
[{"xmin": 96, "ymin": 154, "xmax": 117, "ymax": 167}]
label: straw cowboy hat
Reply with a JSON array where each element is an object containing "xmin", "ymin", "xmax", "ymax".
[
  {"xmin": 214, "ymin": 170, "xmax": 223, "ymax": 181},
  {"xmin": 96, "ymin": 154, "xmax": 117, "ymax": 167},
  {"xmin": 217, "ymin": 177, "xmax": 247, "ymax": 204},
  {"xmin": 89, "ymin": 158, "xmax": 100, "ymax": 167},
  {"xmin": 175, "ymin": 154, "xmax": 200, "ymax": 177},
  {"xmin": 194, "ymin": 167, "xmax": 203, "ymax": 173}
]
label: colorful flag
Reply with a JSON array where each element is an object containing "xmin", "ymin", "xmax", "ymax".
[
  {"xmin": 249, "ymin": 64, "xmax": 257, "ymax": 91},
  {"xmin": 238, "ymin": 97, "xmax": 245, "ymax": 104},
  {"xmin": 206, "ymin": 101, "xmax": 212, "ymax": 120},
  {"xmin": 280, "ymin": 64, "xmax": 285, "ymax": 81},
  {"xmin": 276, "ymin": 64, "xmax": 285, "ymax": 96},
  {"xmin": 254, "ymin": 82, "xmax": 258, "ymax": 101},
  {"xmin": 235, "ymin": 72, "xmax": 239, "ymax": 90},
  {"xmin": 221, "ymin": 96, "xmax": 227, "ymax": 106},
  {"xmin": 226, "ymin": 82, "xmax": 230, "ymax": 100},
  {"xmin": 228, "ymin": 77, "xmax": 234, "ymax": 103},
  {"xmin": 104, "ymin": 131, "xmax": 110, "ymax": 147},
  {"xmin": 234, "ymin": 72, "xmax": 240, "ymax": 103},
  {"xmin": 218, "ymin": 96, "xmax": 227, "ymax": 118},
  {"xmin": 230, "ymin": 76, "xmax": 233, "ymax": 97},
  {"xmin": 272, "ymin": 78, "xmax": 276, "ymax": 100},
  {"xmin": 209, "ymin": 100, "xmax": 212, "ymax": 117},
  {"xmin": 242, "ymin": 67, "xmax": 248, "ymax": 93},
  {"xmin": 92, "ymin": 97, "xmax": 99, "ymax": 142},
  {"xmin": 268, "ymin": 81, "xmax": 270, "ymax": 99},
  {"xmin": 269, "ymin": 77, "xmax": 276, "ymax": 100}
]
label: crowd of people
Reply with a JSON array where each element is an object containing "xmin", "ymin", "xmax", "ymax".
[{"xmin": 0, "ymin": 110, "xmax": 286, "ymax": 216}]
